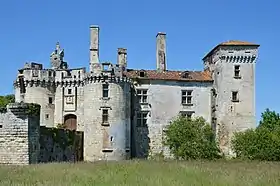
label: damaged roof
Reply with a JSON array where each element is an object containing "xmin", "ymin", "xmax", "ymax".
[{"xmin": 124, "ymin": 69, "xmax": 213, "ymax": 82}]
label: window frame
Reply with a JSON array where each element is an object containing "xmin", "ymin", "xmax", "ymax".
[
  {"xmin": 180, "ymin": 111, "xmax": 194, "ymax": 119},
  {"xmin": 231, "ymin": 91, "xmax": 239, "ymax": 102},
  {"xmin": 234, "ymin": 65, "xmax": 241, "ymax": 79},
  {"xmin": 181, "ymin": 90, "xmax": 193, "ymax": 105},
  {"xmin": 136, "ymin": 111, "xmax": 148, "ymax": 127},
  {"xmin": 102, "ymin": 83, "xmax": 109, "ymax": 98},
  {"xmin": 102, "ymin": 109, "xmax": 109, "ymax": 124},
  {"xmin": 137, "ymin": 89, "xmax": 148, "ymax": 104}
]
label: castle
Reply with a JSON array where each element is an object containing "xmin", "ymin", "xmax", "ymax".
[{"xmin": 10, "ymin": 25, "xmax": 259, "ymax": 161}]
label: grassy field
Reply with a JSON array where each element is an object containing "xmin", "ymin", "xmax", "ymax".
[{"xmin": 0, "ymin": 160, "xmax": 279, "ymax": 186}]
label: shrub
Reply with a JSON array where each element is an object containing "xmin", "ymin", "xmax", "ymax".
[
  {"xmin": 232, "ymin": 109, "xmax": 280, "ymax": 161},
  {"xmin": 0, "ymin": 94, "xmax": 15, "ymax": 113},
  {"xmin": 164, "ymin": 116, "xmax": 221, "ymax": 160}
]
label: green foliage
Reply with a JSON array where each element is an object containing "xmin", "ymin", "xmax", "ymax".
[
  {"xmin": 57, "ymin": 123, "xmax": 67, "ymax": 129},
  {"xmin": 259, "ymin": 108, "xmax": 280, "ymax": 131},
  {"xmin": 164, "ymin": 116, "xmax": 221, "ymax": 160},
  {"xmin": 0, "ymin": 94, "xmax": 15, "ymax": 113},
  {"xmin": 26, "ymin": 103, "xmax": 41, "ymax": 117},
  {"xmin": 40, "ymin": 127, "xmax": 76, "ymax": 150},
  {"xmin": 232, "ymin": 108, "xmax": 280, "ymax": 161}
]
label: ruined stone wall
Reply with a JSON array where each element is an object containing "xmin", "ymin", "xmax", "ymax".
[
  {"xmin": 0, "ymin": 103, "xmax": 40, "ymax": 165},
  {"xmin": 39, "ymin": 126, "xmax": 83, "ymax": 163}
]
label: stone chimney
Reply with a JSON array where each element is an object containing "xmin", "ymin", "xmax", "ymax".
[
  {"xmin": 156, "ymin": 32, "xmax": 167, "ymax": 72},
  {"xmin": 89, "ymin": 25, "xmax": 100, "ymax": 72},
  {"xmin": 117, "ymin": 48, "xmax": 127, "ymax": 71}
]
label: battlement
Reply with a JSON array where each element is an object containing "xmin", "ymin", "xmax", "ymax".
[{"xmin": 84, "ymin": 73, "xmax": 132, "ymax": 85}]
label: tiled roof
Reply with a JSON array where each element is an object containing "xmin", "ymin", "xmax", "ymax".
[
  {"xmin": 219, "ymin": 40, "xmax": 259, "ymax": 46},
  {"xmin": 124, "ymin": 69, "xmax": 213, "ymax": 82},
  {"xmin": 203, "ymin": 40, "xmax": 260, "ymax": 60}
]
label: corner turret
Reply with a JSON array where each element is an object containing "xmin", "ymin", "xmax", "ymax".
[{"xmin": 50, "ymin": 42, "xmax": 68, "ymax": 70}]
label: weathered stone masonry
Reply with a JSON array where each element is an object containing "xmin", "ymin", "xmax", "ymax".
[
  {"xmin": 7, "ymin": 25, "xmax": 259, "ymax": 162},
  {"xmin": 0, "ymin": 103, "xmax": 40, "ymax": 164},
  {"xmin": 0, "ymin": 103, "xmax": 83, "ymax": 165}
]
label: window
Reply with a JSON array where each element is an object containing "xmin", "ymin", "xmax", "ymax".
[
  {"xmin": 182, "ymin": 90, "xmax": 193, "ymax": 105},
  {"xmin": 103, "ymin": 64, "xmax": 109, "ymax": 71},
  {"xmin": 180, "ymin": 111, "xmax": 193, "ymax": 119},
  {"xmin": 181, "ymin": 71, "xmax": 190, "ymax": 79},
  {"xmin": 48, "ymin": 97, "xmax": 53, "ymax": 104},
  {"xmin": 234, "ymin": 65, "xmax": 241, "ymax": 78},
  {"xmin": 102, "ymin": 109, "xmax": 109, "ymax": 123},
  {"xmin": 137, "ymin": 112, "xmax": 148, "ymax": 127},
  {"xmin": 232, "ymin": 91, "xmax": 239, "ymax": 102},
  {"xmin": 102, "ymin": 84, "xmax": 109, "ymax": 98},
  {"xmin": 137, "ymin": 89, "xmax": 148, "ymax": 103},
  {"xmin": 139, "ymin": 71, "xmax": 145, "ymax": 77},
  {"xmin": 68, "ymin": 89, "xmax": 72, "ymax": 94},
  {"xmin": 45, "ymin": 114, "xmax": 49, "ymax": 120}
]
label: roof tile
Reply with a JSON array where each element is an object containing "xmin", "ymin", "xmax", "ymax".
[{"xmin": 124, "ymin": 69, "xmax": 212, "ymax": 82}]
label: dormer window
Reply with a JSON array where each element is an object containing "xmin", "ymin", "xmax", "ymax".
[
  {"xmin": 181, "ymin": 71, "xmax": 190, "ymax": 79},
  {"xmin": 139, "ymin": 71, "xmax": 145, "ymax": 77},
  {"xmin": 138, "ymin": 70, "xmax": 146, "ymax": 78}
]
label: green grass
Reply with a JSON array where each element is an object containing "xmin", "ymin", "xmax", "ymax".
[{"xmin": 0, "ymin": 160, "xmax": 280, "ymax": 186}]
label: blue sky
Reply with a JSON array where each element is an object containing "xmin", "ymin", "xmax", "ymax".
[{"xmin": 0, "ymin": 0, "xmax": 279, "ymax": 121}]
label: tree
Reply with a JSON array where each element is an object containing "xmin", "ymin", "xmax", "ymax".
[
  {"xmin": 232, "ymin": 109, "xmax": 280, "ymax": 161},
  {"xmin": 0, "ymin": 94, "xmax": 15, "ymax": 108},
  {"xmin": 164, "ymin": 116, "xmax": 221, "ymax": 160},
  {"xmin": 258, "ymin": 108, "xmax": 280, "ymax": 131}
]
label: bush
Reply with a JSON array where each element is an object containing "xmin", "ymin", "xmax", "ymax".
[
  {"xmin": 232, "ymin": 109, "xmax": 280, "ymax": 161},
  {"xmin": 0, "ymin": 94, "xmax": 15, "ymax": 113},
  {"xmin": 164, "ymin": 116, "xmax": 221, "ymax": 160}
]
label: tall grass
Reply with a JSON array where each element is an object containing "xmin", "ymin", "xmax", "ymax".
[{"xmin": 0, "ymin": 160, "xmax": 279, "ymax": 186}]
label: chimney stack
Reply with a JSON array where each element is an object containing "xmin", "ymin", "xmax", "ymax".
[
  {"xmin": 117, "ymin": 48, "xmax": 127, "ymax": 71},
  {"xmin": 156, "ymin": 32, "xmax": 167, "ymax": 72},
  {"xmin": 89, "ymin": 25, "xmax": 100, "ymax": 72}
]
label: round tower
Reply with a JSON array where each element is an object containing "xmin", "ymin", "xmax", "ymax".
[
  {"xmin": 14, "ymin": 63, "xmax": 56, "ymax": 128},
  {"xmin": 83, "ymin": 74, "xmax": 131, "ymax": 161}
]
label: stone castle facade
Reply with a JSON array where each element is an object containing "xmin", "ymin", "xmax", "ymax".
[{"xmin": 11, "ymin": 25, "xmax": 259, "ymax": 161}]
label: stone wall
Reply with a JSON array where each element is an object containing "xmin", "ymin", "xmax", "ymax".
[
  {"xmin": 39, "ymin": 126, "xmax": 83, "ymax": 163},
  {"xmin": 132, "ymin": 80, "xmax": 213, "ymax": 158},
  {"xmin": 0, "ymin": 103, "xmax": 40, "ymax": 165}
]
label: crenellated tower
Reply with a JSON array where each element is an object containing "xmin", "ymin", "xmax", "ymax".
[
  {"xmin": 203, "ymin": 40, "xmax": 260, "ymax": 156},
  {"xmin": 83, "ymin": 25, "xmax": 132, "ymax": 161}
]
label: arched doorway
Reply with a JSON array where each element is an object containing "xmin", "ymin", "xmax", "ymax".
[{"xmin": 64, "ymin": 114, "xmax": 77, "ymax": 131}]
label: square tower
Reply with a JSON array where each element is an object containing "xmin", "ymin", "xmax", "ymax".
[{"xmin": 203, "ymin": 40, "xmax": 260, "ymax": 156}]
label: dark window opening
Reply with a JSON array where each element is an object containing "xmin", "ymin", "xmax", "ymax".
[
  {"xmin": 181, "ymin": 112, "xmax": 193, "ymax": 119},
  {"xmin": 102, "ymin": 84, "xmax": 109, "ymax": 98},
  {"xmin": 137, "ymin": 112, "xmax": 148, "ymax": 127},
  {"xmin": 102, "ymin": 109, "xmax": 109, "ymax": 123},
  {"xmin": 232, "ymin": 91, "xmax": 239, "ymax": 102},
  {"xmin": 139, "ymin": 71, "xmax": 145, "ymax": 77},
  {"xmin": 234, "ymin": 65, "xmax": 241, "ymax": 78},
  {"xmin": 68, "ymin": 89, "xmax": 72, "ymax": 95},
  {"xmin": 19, "ymin": 76, "xmax": 26, "ymax": 94},
  {"xmin": 48, "ymin": 97, "xmax": 53, "ymax": 104}
]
